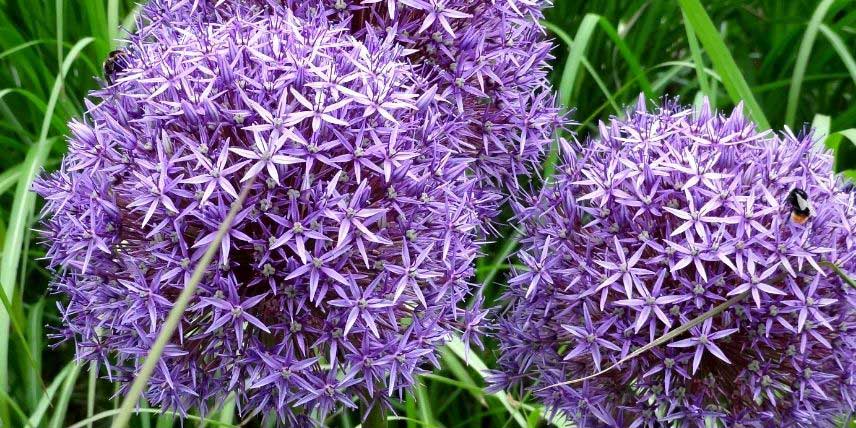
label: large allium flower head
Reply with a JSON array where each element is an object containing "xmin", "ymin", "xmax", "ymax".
[
  {"xmin": 490, "ymin": 94, "xmax": 856, "ymax": 427},
  {"xmin": 35, "ymin": 1, "xmax": 487, "ymax": 423}
]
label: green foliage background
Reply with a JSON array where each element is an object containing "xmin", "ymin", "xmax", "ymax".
[{"xmin": 0, "ymin": 0, "xmax": 853, "ymax": 427}]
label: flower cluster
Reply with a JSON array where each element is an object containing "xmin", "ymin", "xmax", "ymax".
[
  {"xmin": 29, "ymin": 0, "xmax": 563, "ymax": 422},
  {"xmin": 489, "ymin": 96, "xmax": 856, "ymax": 427}
]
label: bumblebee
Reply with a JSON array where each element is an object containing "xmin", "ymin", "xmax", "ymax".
[
  {"xmin": 786, "ymin": 188, "xmax": 811, "ymax": 225},
  {"xmin": 103, "ymin": 49, "xmax": 131, "ymax": 85}
]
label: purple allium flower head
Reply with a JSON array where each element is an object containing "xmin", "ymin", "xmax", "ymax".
[
  {"xmin": 489, "ymin": 95, "xmax": 856, "ymax": 427},
  {"xmin": 234, "ymin": 0, "xmax": 565, "ymax": 222},
  {"xmin": 34, "ymin": 1, "xmax": 494, "ymax": 423}
]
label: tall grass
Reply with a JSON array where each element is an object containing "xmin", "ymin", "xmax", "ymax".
[{"xmin": 0, "ymin": 1, "xmax": 853, "ymax": 427}]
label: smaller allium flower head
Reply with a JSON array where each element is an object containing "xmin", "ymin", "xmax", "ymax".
[
  {"xmin": 489, "ymin": 95, "xmax": 856, "ymax": 427},
  {"xmin": 35, "ymin": 1, "xmax": 486, "ymax": 424}
]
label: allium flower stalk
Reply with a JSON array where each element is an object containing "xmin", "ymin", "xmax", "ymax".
[
  {"xmin": 489, "ymin": 95, "xmax": 856, "ymax": 427},
  {"xmin": 30, "ymin": 0, "xmax": 568, "ymax": 422}
]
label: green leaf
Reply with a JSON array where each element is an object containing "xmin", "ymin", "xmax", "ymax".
[
  {"xmin": 593, "ymin": 17, "xmax": 653, "ymax": 98},
  {"xmin": 0, "ymin": 387, "xmax": 31, "ymax": 428},
  {"xmin": 86, "ymin": 362, "xmax": 97, "ymax": 428},
  {"xmin": 0, "ymin": 37, "xmax": 94, "ymax": 399},
  {"xmin": 479, "ymin": 231, "xmax": 520, "ymax": 288},
  {"xmin": 155, "ymin": 414, "xmax": 176, "ymax": 428},
  {"xmin": 818, "ymin": 24, "xmax": 856, "ymax": 87},
  {"xmin": 108, "ymin": 0, "xmax": 120, "ymax": 48},
  {"xmin": 438, "ymin": 346, "xmax": 486, "ymax": 407},
  {"xmin": 543, "ymin": 14, "xmax": 599, "ymax": 182},
  {"xmin": 25, "ymin": 299, "xmax": 44, "ymax": 411},
  {"xmin": 0, "ymin": 166, "xmax": 20, "ymax": 196},
  {"xmin": 27, "ymin": 363, "xmax": 74, "ymax": 428},
  {"xmin": 832, "ymin": 129, "xmax": 856, "ymax": 171},
  {"xmin": 557, "ymin": 14, "xmax": 599, "ymax": 109},
  {"xmin": 445, "ymin": 337, "xmax": 527, "ymax": 428},
  {"xmin": 0, "ymin": 283, "xmax": 45, "ymax": 399},
  {"xmin": 820, "ymin": 260, "xmax": 856, "ymax": 290},
  {"xmin": 677, "ymin": 0, "xmax": 769, "ymax": 129},
  {"xmin": 414, "ymin": 382, "xmax": 434, "ymax": 428},
  {"xmin": 217, "ymin": 394, "xmax": 236, "ymax": 426},
  {"xmin": 811, "ymin": 114, "xmax": 832, "ymax": 149},
  {"xmin": 682, "ymin": 10, "xmax": 712, "ymax": 99},
  {"xmin": 542, "ymin": 21, "xmax": 620, "ymax": 114},
  {"xmin": 785, "ymin": 0, "xmax": 836, "ymax": 127},
  {"xmin": 405, "ymin": 394, "xmax": 418, "ymax": 428},
  {"xmin": 47, "ymin": 362, "xmax": 81, "ymax": 428},
  {"xmin": 0, "ymin": 40, "xmax": 49, "ymax": 61},
  {"xmin": 525, "ymin": 407, "xmax": 540, "ymax": 428},
  {"xmin": 66, "ymin": 408, "xmax": 239, "ymax": 428}
]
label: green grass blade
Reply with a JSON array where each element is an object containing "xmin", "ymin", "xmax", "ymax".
[
  {"xmin": 677, "ymin": 0, "xmax": 770, "ymax": 129},
  {"xmin": 420, "ymin": 374, "xmax": 483, "ymax": 394},
  {"xmin": 108, "ymin": 0, "xmax": 120, "ymax": 47},
  {"xmin": 0, "ymin": 36, "xmax": 93, "ymax": 401},
  {"xmin": 47, "ymin": 362, "xmax": 81, "ymax": 428},
  {"xmin": 525, "ymin": 408, "xmax": 540, "ymax": 428},
  {"xmin": 818, "ymin": 24, "xmax": 856, "ymax": 86},
  {"xmin": 25, "ymin": 299, "xmax": 45, "ymax": 411},
  {"xmin": 0, "ymin": 387, "xmax": 32, "ymax": 428},
  {"xmin": 0, "ymin": 40, "xmax": 50, "ymax": 61},
  {"xmin": 140, "ymin": 398, "xmax": 151, "ymax": 428},
  {"xmin": 479, "ymin": 231, "xmax": 520, "ymax": 287},
  {"xmin": 811, "ymin": 114, "xmax": 832, "ymax": 150},
  {"xmin": 438, "ymin": 347, "xmax": 486, "ymax": 407},
  {"xmin": 541, "ymin": 16, "xmax": 609, "ymax": 179},
  {"xmin": 68, "ymin": 409, "xmax": 239, "ymax": 428},
  {"xmin": 682, "ymin": 10, "xmax": 712, "ymax": 99},
  {"xmin": 405, "ymin": 394, "xmax": 418, "ymax": 428},
  {"xmin": 832, "ymin": 129, "xmax": 856, "ymax": 171},
  {"xmin": 655, "ymin": 61, "xmax": 721, "ymax": 82},
  {"xmin": 155, "ymin": 414, "xmax": 175, "ymax": 428},
  {"xmin": 542, "ymin": 21, "xmax": 620, "ymax": 114},
  {"xmin": 547, "ymin": 15, "xmax": 653, "ymax": 102},
  {"xmin": 0, "ymin": 166, "xmax": 20, "ymax": 196},
  {"xmin": 543, "ymin": 292, "xmax": 748, "ymax": 390},
  {"xmin": 55, "ymin": 0, "xmax": 64, "ymax": 69},
  {"xmin": 0, "ymin": 89, "xmax": 67, "ymax": 134},
  {"xmin": 445, "ymin": 337, "xmax": 527, "ymax": 428},
  {"xmin": 785, "ymin": 0, "xmax": 836, "ymax": 128},
  {"xmin": 557, "ymin": 14, "xmax": 599, "ymax": 109},
  {"xmin": 110, "ymin": 178, "xmax": 256, "ymax": 428},
  {"xmin": 594, "ymin": 18, "xmax": 653, "ymax": 98},
  {"xmin": 821, "ymin": 260, "xmax": 856, "ymax": 290},
  {"xmin": 86, "ymin": 362, "xmax": 97, "ymax": 428},
  {"xmin": 27, "ymin": 363, "xmax": 73, "ymax": 428},
  {"xmin": 0, "ymin": 282, "xmax": 47, "ymax": 397},
  {"xmin": 414, "ymin": 383, "xmax": 434, "ymax": 428},
  {"xmin": 217, "ymin": 394, "xmax": 236, "ymax": 426},
  {"xmin": 355, "ymin": 415, "xmax": 436, "ymax": 428},
  {"xmin": 752, "ymin": 73, "xmax": 850, "ymax": 94}
]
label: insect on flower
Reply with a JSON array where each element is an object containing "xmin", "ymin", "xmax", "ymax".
[
  {"xmin": 787, "ymin": 188, "xmax": 811, "ymax": 224},
  {"xmin": 103, "ymin": 49, "xmax": 131, "ymax": 85}
]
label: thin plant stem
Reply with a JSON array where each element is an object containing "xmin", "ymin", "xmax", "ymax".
[{"xmin": 110, "ymin": 177, "xmax": 256, "ymax": 428}]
